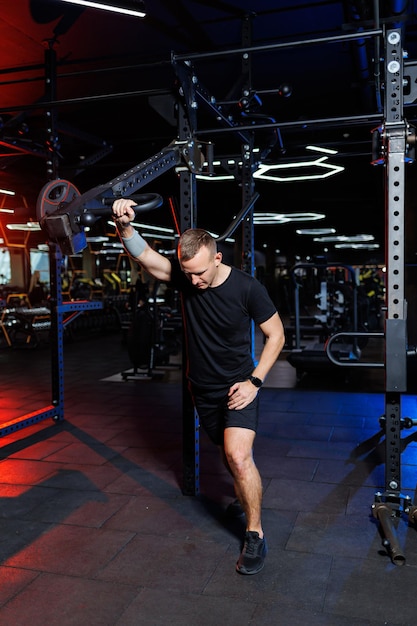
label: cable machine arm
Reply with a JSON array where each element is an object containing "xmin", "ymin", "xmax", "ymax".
[{"xmin": 37, "ymin": 140, "xmax": 204, "ymax": 255}]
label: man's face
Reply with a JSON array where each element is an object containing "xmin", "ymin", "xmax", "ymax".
[{"xmin": 179, "ymin": 245, "xmax": 221, "ymax": 289}]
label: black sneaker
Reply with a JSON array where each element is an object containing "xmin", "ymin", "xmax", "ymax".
[
  {"xmin": 225, "ymin": 498, "xmax": 245, "ymax": 518},
  {"xmin": 236, "ymin": 531, "xmax": 267, "ymax": 575}
]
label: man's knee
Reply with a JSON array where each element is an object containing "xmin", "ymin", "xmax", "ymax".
[{"xmin": 224, "ymin": 444, "xmax": 254, "ymax": 475}]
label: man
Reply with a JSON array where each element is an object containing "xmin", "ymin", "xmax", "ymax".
[{"xmin": 112, "ymin": 198, "xmax": 285, "ymax": 575}]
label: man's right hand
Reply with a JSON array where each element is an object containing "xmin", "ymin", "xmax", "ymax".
[{"xmin": 112, "ymin": 198, "xmax": 137, "ymax": 228}]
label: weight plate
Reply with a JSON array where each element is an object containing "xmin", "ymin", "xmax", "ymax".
[{"xmin": 36, "ymin": 179, "xmax": 81, "ymax": 222}]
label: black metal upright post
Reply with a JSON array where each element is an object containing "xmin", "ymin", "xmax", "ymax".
[
  {"xmin": 372, "ymin": 28, "xmax": 411, "ymax": 564},
  {"xmin": 44, "ymin": 42, "xmax": 65, "ymax": 419},
  {"xmin": 382, "ymin": 29, "xmax": 408, "ymax": 491},
  {"xmin": 176, "ymin": 83, "xmax": 200, "ymax": 496},
  {"xmin": 48, "ymin": 244, "xmax": 65, "ymax": 415},
  {"xmin": 240, "ymin": 16, "xmax": 257, "ymax": 364}
]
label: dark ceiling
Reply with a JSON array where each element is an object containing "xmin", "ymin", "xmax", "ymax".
[{"xmin": 1, "ymin": 1, "xmax": 417, "ymax": 265}]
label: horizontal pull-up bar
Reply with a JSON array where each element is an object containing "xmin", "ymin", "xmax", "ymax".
[{"xmin": 173, "ymin": 28, "xmax": 383, "ymax": 62}]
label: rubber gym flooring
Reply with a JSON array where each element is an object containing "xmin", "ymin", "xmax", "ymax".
[{"xmin": 0, "ymin": 327, "xmax": 417, "ymax": 625}]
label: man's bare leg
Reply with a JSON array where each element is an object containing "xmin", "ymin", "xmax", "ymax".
[{"xmin": 222, "ymin": 426, "xmax": 263, "ymax": 537}]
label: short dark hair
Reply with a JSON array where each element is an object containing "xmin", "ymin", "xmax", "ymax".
[{"xmin": 178, "ymin": 228, "xmax": 217, "ymax": 261}]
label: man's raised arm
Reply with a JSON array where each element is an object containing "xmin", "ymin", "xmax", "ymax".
[{"xmin": 112, "ymin": 198, "xmax": 172, "ymax": 282}]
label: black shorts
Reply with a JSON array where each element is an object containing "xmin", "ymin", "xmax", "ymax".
[{"xmin": 191, "ymin": 384, "xmax": 259, "ymax": 446}]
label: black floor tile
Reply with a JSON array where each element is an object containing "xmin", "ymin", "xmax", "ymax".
[{"xmin": 1, "ymin": 330, "xmax": 417, "ymax": 624}]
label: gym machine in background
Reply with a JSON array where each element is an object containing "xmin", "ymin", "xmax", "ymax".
[
  {"xmin": 286, "ymin": 262, "xmax": 384, "ymax": 379},
  {"xmin": 121, "ymin": 278, "xmax": 182, "ymax": 381}
]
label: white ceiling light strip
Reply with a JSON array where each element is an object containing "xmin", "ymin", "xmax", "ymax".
[
  {"xmin": 296, "ymin": 227, "xmax": 336, "ymax": 235},
  {"xmin": 254, "ymin": 212, "xmax": 325, "ymax": 224},
  {"xmin": 313, "ymin": 234, "xmax": 374, "ymax": 243},
  {"xmin": 58, "ymin": 0, "xmax": 146, "ymax": 18}
]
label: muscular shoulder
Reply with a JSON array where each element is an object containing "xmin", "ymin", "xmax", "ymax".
[
  {"xmin": 230, "ymin": 268, "xmax": 277, "ymax": 321},
  {"xmin": 229, "ymin": 267, "xmax": 265, "ymax": 291}
]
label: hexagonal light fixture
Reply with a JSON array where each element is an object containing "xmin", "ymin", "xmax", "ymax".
[{"xmin": 253, "ymin": 156, "xmax": 345, "ymax": 182}]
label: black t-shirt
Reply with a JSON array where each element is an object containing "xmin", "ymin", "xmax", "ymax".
[{"xmin": 170, "ymin": 261, "xmax": 277, "ymax": 388}]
